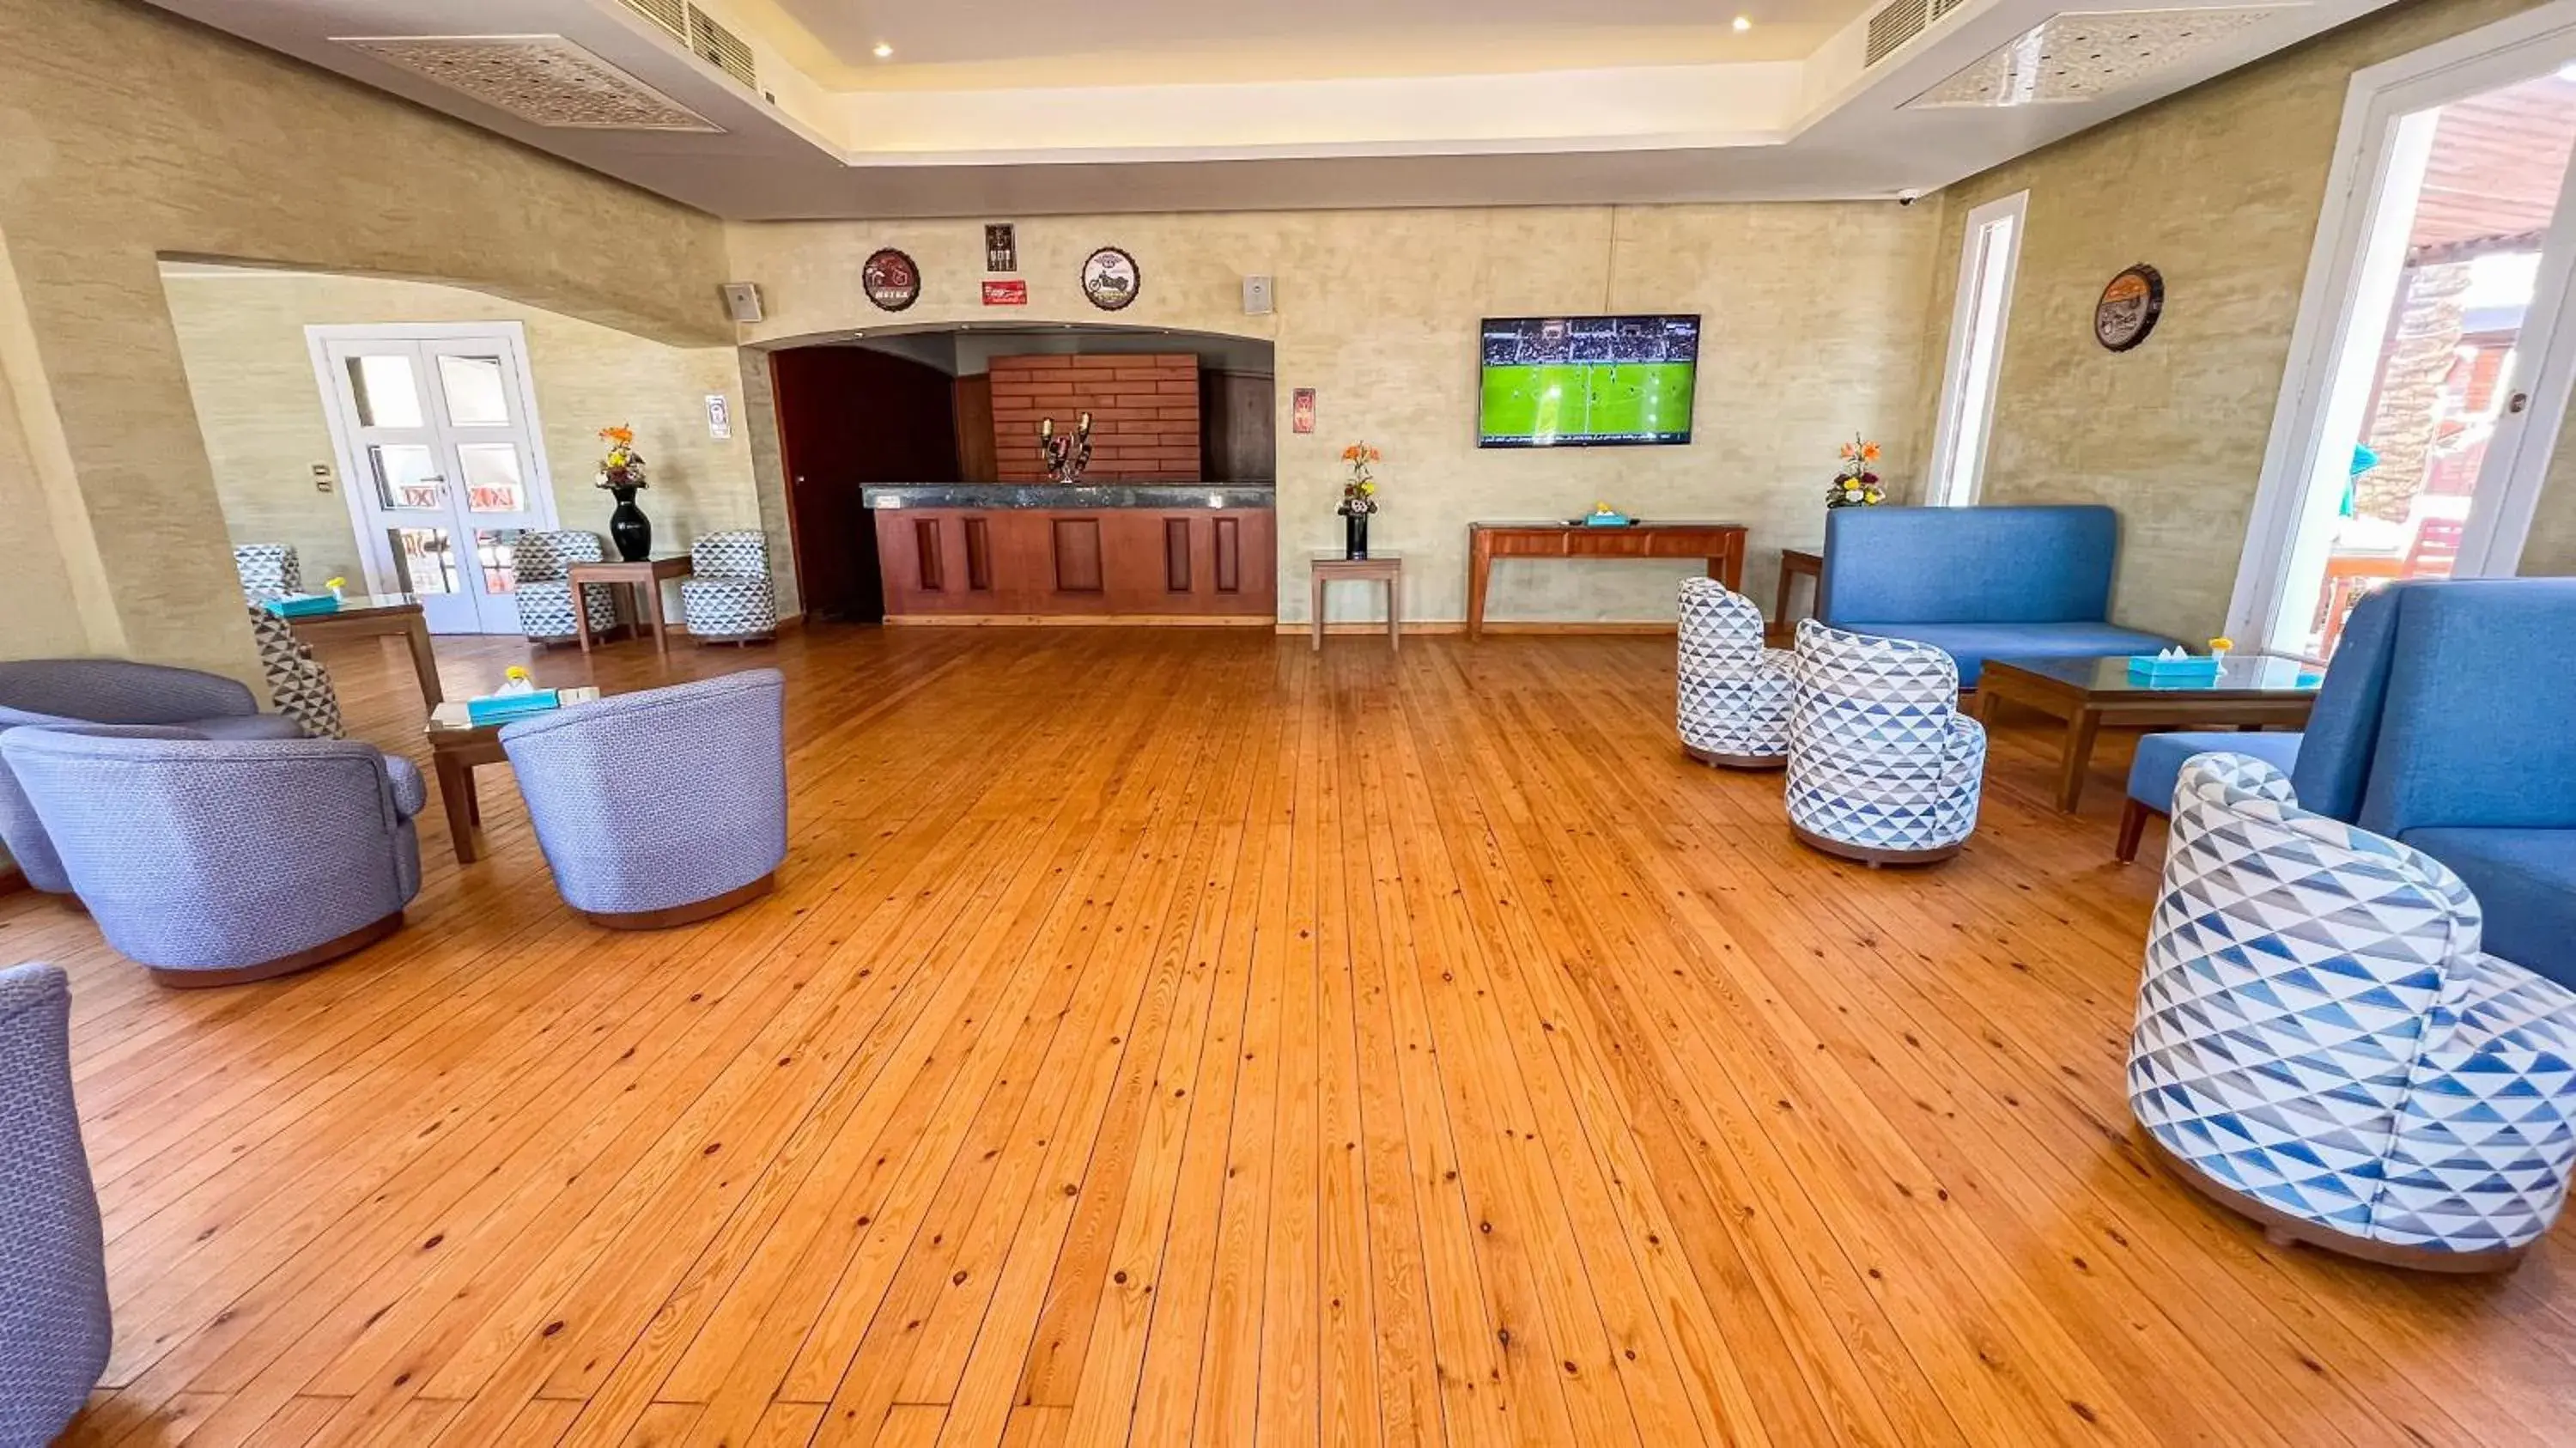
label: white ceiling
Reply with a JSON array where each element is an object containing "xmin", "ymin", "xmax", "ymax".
[
  {"xmin": 143, "ymin": 0, "xmax": 2396, "ymax": 221},
  {"xmin": 770, "ymin": 0, "xmax": 1866, "ymax": 83}
]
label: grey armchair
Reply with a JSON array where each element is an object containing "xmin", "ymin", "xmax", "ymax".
[
  {"xmin": 501, "ymin": 669, "xmax": 787, "ymax": 928},
  {"xmin": 0, "ymin": 963, "xmax": 112, "ymax": 1447},
  {"xmin": 0, "ymin": 732, "xmax": 424, "ymax": 985}
]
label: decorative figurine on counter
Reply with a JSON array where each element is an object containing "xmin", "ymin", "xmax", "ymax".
[
  {"xmin": 1338, "ymin": 441, "xmax": 1382, "ymax": 559},
  {"xmin": 1039, "ymin": 413, "xmax": 1093, "ymax": 484}
]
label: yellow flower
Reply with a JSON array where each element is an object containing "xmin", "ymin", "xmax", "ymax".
[
  {"xmin": 505, "ymin": 666, "xmax": 529, "ymax": 680},
  {"xmin": 2208, "ymin": 636, "xmax": 2235, "ymax": 654},
  {"xmin": 325, "ymin": 575, "xmax": 346, "ymax": 590}
]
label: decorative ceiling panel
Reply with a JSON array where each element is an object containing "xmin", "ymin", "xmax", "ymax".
[
  {"xmin": 1909, "ymin": 7, "xmax": 2296, "ymax": 108},
  {"xmin": 334, "ymin": 34, "xmax": 723, "ymax": 131}
]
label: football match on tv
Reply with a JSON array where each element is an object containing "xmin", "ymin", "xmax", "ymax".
[{"xmin": 1477, "ymin": 313, "xmax": 1701, "ymax": 447}]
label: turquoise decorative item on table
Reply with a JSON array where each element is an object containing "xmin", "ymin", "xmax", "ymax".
[
  {"xmin": 466, "ymin": 690, "xmax": 562, "ymax": 727},
  {"xmin": 261, "ymin": 593, "xmax": 340, "ymax": 618},
  {"xmin": 1582, "ymin": 502, "xmax": 1633, "ymax": 527},
  {"xmin": 2127, "ymin": 648, "xmax": 2222, "ymax": 686}
]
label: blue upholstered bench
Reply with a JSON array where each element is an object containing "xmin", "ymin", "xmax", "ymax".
[{"xmin": 1816, "ymin": 505, "xmax": 2174, "ymax": 687}]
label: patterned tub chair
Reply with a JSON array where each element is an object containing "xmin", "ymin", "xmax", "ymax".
[
  {"xmin": 680, "ymin": 531, "xmax": 777, "ymax": 643},
  {"xmin": 501, "ymin": 670, "xmax": 787, "ymax": 928},
  {"xmin": 2129, "ymin": 753, "xmax": 2576, "ymax": 1272},
  {"xmin": 232, "ymin": 542, "xmax": 301, "ymax": 600},
  {"xmin": 1783, "ymin": 619, "xmax": 1985, "ymax": 864},
  {"xmin": 0, "ymin": 963, "xmax": 112, "ymax": 1447},
  {"xmin": 0, "ymin": 731, "xmax": 424, "ymax": 985},
  {"xmin": 248, "ymin": 605, "xmax": 344, "ymax": 739},
  {"xmin": 513, "ymin": 530, "xmax": 617, "ymax": 646},
  {"xmin": 1676, "ymin": 578, "xmax": 1793, "ymax": 769}
]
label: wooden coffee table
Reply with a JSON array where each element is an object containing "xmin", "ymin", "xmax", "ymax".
[
  {"xmin": 1975, "ymin": 654, "xmax": 2323, "ymax": 813},
  {"xmin": 423, "ymin": 688, "xmax": 603, "ymax": 863},
  {"xmin": 283, "ymin": 593, "xmax": 441, "ymax": 708},
  {"xmin": 569, "ymin": 557, "xmax": 693, "ymax": 655}
]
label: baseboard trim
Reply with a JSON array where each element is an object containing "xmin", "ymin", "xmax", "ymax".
[
  {"xmin": 1278, "ymin": 621, "xmax": 1680, "ymax": 636},
  {"xmin": 887, "ymin": 614, "xmax": 1274, "ymax": 627}
]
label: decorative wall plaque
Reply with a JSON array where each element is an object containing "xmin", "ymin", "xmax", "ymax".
[
  {"xmin": 1081, "ymin": 246, "xmax": 1140, "ymax": 311},
  {"xmin": 862, "ymin": 247, "xmax": 921, "ymax": 312},
  {"xmin": 2094, "ymin": 264, "xmax": 2164, "ymax": 352}
]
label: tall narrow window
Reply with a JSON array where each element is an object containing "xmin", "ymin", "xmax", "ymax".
[{"xmin": 1928, "ymin": 192, "xmax": 2027, "ymax": 508}]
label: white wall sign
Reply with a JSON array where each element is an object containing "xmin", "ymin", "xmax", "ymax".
[{"xmin": 706, "ymin": 392, "xmax": 732, "ymax": 440}]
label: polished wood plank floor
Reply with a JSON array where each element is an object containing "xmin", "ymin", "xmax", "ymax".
[{"xmin": 10, "ymin": 624, "xmax": 2576, "ymax": 1448}]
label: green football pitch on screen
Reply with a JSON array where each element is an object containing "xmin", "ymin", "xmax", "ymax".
[{"xmin": 1479, "ymin": 360, "xmax": 1696, "ymax": 444}]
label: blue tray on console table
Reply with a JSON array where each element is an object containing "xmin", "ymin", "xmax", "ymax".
[{"xmin": 261, "ymin": 593, "xmax": 341, "ymax": 618}]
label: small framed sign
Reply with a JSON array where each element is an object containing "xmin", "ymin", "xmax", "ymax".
[
  {"xmin": 985, "ymin": 223, "xmax": 1017, "ymax": 273},
  {"xmin": 1291, "ymin": 387, "xmax": 1316, "ymax": 435},
  {"xmin": 2094, "ymin": 264, "xmax": 2165, "ymax": 352},
  {"xmin": 982, "ymin": 279, "xmax": 1029, "ymax": 307},
  {"xmin": 1081, "ymin": 246, "xmax": 1140, "ymax": 311},
  {"xmin": 862, "ymin": 247, "xmax": 921, "ymax": 313}
]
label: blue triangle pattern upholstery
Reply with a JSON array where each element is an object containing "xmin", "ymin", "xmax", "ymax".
[
  {"xmin": 2129, "ymin": 752, "xmax": 2576, "ymax": 1261},
  {"xmin": 1784, "ymin": 619, "xmax": 1984, "ymax": 859},
  {"xmin": 1674, "ymin": 578, "xmax": 1791, "ymax": 765}
]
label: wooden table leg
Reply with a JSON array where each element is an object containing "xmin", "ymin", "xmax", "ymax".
[
  {"xmin": 1467, "ymin": 536, "xmax": 1491, "ymax": 640},
  {"xmin": 574, "ymin": 582, "xmax": 596, "ymax": 654},
  {"xmin": 402, "ymin": 617, "xmax": 444, "ymax": 707},
  {"xmin": 2057, "ymin": 708, "xmax": 2104, "ymax": 814},
  {"xmin": 1310, "ymin": 570, "xmax": 1325, "ymax": 653},
  {"xmin": 434, "ymin": 751, "xmax": 481, "ymax": 864},
  {"xmin": 646, "ymin": 581, "xmax": 671, "ymax": 656},
  {"xmin": 1718, "ymin": 538, "xmax": 1744, "ymax": 593},
  {"xmin": 1773, "ymin": 564, "xmax": 1795, "ymax": 630},
  {"xmin": 1386, "ymin": 575, "xmax": 1400, "ymax": 653}
]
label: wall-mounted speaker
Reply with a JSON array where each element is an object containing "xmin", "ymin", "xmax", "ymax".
[{"xmin": 720, "ymin": 281, "xmax": 764, "ymax": 323}]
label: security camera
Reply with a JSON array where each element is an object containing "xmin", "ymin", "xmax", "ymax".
[{"xmin": 1896, "ymin": 188, "xmax": 1923, "ymax": 206}]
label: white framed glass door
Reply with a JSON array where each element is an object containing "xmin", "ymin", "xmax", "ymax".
[
  {"xmin": 2232, "ymin": 8, "xmax": 2576, "ymax": 658},
  {"xmin": 310, "ymin": 325, "xmax": 556, "ymax": 634}
]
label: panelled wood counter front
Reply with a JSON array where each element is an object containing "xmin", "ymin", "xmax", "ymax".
[{"xmin": 866, "ymin": 484, "xmax": 1277, "ymax": 623}]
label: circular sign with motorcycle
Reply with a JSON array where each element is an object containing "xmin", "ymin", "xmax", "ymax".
[
  {"xmin": 2093, "ymin": 264, "xmax": 2164, "ymax": 352},
  {"xmin": 1081, "ymin": 246, "xmax": 1140, "ymax": 311},
  {"xmin": 862, "ymin": 247, "xmax": 921, "ymax": 312}
]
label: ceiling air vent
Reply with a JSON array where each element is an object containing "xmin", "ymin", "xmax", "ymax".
[
  {"xmin": 1910, "ymin": 7, "xmax": 2291, "ymax": 107},
  {"xmin": 1929, "ymin": 0, "xmax": 1969, "ymax": 18},
  {"xmin": 619, "ymin": 0, "xmax": 687, "ymax": 44},
  {"xmin": 687, "ymin": 5, "xmax": 757, "ymax": 89},
  {"xmin": 334, "ymin": 34, "xmax": 721, "ymax": 131},
  {"xmin": 1865, "ymin": 0, "xmax": 1930, "ymax": 67}
]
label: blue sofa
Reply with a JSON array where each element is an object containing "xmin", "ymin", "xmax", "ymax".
[
  {"xmin": 2117, "ymin": 581, "xmax": 2576, "ymax": 990},
  {"xmin": 1817, "ymin": 505, "xmax": 2174, "ymax": 687}
]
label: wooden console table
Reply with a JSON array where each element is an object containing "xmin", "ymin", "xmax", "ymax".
[{"xmin": 1466, "ymin": 521, "xmax": 1747, "ymax": 638}]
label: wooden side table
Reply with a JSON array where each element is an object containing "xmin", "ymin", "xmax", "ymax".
[
  {"xmin": 285, "ymin": 594, "xmax": 442, "ymax": 708},
  {"xmin": 1310, "ymin": 553, "xmax": 1402, "ymax": 652},
  {"xmin": 1775, "ymin": 548, "xmax": 1823, "ymax": 638},
  {"xmin": 569, "ymin": 557, "xmax": 693, "ymax": 655},
  {"xmin": 423, "ymin": 688, "xmax": 603, "ymax": 863}
]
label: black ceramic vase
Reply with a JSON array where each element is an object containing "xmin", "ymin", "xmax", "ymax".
[
  {"xmin": 1344, "ymin": 512, "xmax": 1370, "ymax": 561},
  {"xmin": 608, "ymin": 486, "xmax": 653, "ymax": 562}
]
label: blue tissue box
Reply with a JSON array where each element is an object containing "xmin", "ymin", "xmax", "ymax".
[
  {"xmin": 1582, "ymin": 511, "xmax": 1634, "ymax": 527},
  {"xmin": 465, "ymin": 689, "xmax": 562, "ymax": 726},
  {"xmin": 262, "ymin": 593, "xmax": 341, "ymax": 618},
  {"xmin": 2127, "ymin": 654, "xmax": 2223, "ymax": 686}
]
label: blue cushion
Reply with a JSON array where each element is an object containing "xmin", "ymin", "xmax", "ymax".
[
  {"xmin": 1820, "ymin": 506, "xmax": 2121, "ymax": 624},
  {"xmin": 2288, "ymin": 583, "xmax": 2401, "ymax": 822},
  {"xmin": 1831, "ymin": 621, "xmax": 2176, "ymax": 687},
  {"xmin": 2402, "ymin": 827, "xmax": 2576, "ymax": 990},
  {"xmin": 2127, "ymin": 731, "xmax": 2303, "ymax": 813},
  {"xmin": 187, "ymin": 715, "xmax": 307, "ymax": 742},
  {"xmin": 2356, "ymin": 579, "xmax": 2576, "ymax": 836}
]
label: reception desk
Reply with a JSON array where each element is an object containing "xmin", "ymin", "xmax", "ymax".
[{"xmin": 865, "ymin": 484, "xmax": 1277, "ymax": 622}]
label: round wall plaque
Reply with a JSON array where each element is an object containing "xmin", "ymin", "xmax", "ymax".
[
  {"xmin": 861, "ymin": 247, "xmax": 920, "ymax": 312},
  {"xmin": 1081, "ymin": 246, "xmax": 1140, "ymax": 311},
  {"xmin": 2094, "ymin": 264, "xmax": 2164, "ymax": 352}
]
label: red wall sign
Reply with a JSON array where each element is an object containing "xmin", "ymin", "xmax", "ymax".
[{"xmin": 981, "ymin": 280, "xmax": 1029, "ymax": 307}]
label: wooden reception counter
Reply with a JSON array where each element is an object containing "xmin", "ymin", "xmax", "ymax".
[{"xmin": 866, "ymin": 484, "xmax": 1277, "ymax": 623}]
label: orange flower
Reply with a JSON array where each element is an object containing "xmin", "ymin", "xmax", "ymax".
[
  {"xmin": 1838, "ymin": 441, "xmax": 1857, "ymax": 461},
  {"xmin": 1860, "ymin": 441, "xmax": 1881, "ymax": 464},
  {"xmin": 599, "ymin": 424, "xmax": 635, "ymax": 446}
]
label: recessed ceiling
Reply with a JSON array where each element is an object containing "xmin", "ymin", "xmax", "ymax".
[
  {"xmin": 335, "ymin": 33, "xmax": 720, "ymax": 130},
  {"xmin": 769, "ymin": 0, "xmax": 1867, "ymax": 85},
  {"xmin": 1908, "ymin": 6, "xmax": 2293, "ymax": 108}
]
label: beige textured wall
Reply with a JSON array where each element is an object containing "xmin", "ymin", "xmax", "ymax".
[
  {"xmin": 729, "ymin": 205, "xmax": 1937, "ymax": 624},
  {"xmin": 0, "ymin": 0, "xmax": 730, "ymax": 682},
  {"xmin": 1915, "ymin": 0, "xmax": 2560, "ymax": 642},
  {"xmin": 161, "ymin": 271, "xmax": 760, "ymax": 614}
]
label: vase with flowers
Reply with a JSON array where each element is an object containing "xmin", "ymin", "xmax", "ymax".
[
  {"xmin": 596, "ymin": 424, "xmax": 653, "ymax": 561},
  {"xmin": 1338, "ymin": 442, "xmax": 1382, "ymax": 559},
  {"xmin": 1825, "ymin": 435, "xmax": 1886, "ymax": 510}
]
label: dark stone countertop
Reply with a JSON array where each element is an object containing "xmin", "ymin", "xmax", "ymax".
[{"xmin": 861, "ymin": 484, "xmax": 1276, "ymax": 510}]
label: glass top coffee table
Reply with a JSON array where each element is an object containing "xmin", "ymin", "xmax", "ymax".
[{"xmin": 1973, "ymin": 654, "xmax": 2324, "ymax": 813}]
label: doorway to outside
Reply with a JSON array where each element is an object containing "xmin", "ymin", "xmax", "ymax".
[
  {"xmin": 307, "ymin": 323, "xmax": 558, "ymax": 634},
  {"xmin": 2234, "ymin": 6, "xmax": 2576, "ymax": 657}
]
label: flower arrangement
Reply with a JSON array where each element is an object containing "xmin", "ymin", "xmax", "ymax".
[
  {"xmin": 1826, "ymin": 435, "xmax": 1886, "ymax": 509},
  {"xmin": 596, "ymin": 424, "xmax": 648, "ymax": 492},
  {"xmin": 1338, "ymin": 442, "xmax": 1382, "ymax": 516}
]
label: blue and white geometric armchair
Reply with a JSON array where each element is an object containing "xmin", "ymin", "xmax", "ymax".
[
  {"xmin": 2130, "ymin": 753, "xmax": 2576, "ymax": 1272},
  {"xmin": 0, "ymin": 731, "xmax": 424, "ymax": 985},
  {"xmin": 513, "ymin": 530, "xmax": 618, "ymax": 645},
  {"xmin": 231, "ymin": 542, "xmax": 301, "ymax": 600},
  {"xmin": 0, "ymin": 963, "xmax": 112, "ymax": 1447},
  {"xmin": 501, "ymin": 669, "xmax": 787, "ymax": 928},
  {"xmin": 1783, "ymin": 619, "xmax": 1985, "ymax": 864},
  {"xmin": 1675, "ymin": 578, "xmax": 1792, "ymax": 769},
  {"xmin": 679, "ymin": 530, "xmax": 777, "ymax": 643}
]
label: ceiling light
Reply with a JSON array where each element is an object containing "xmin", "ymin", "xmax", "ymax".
[
  {"xmin": 1733, "ymin": 15, "xmax": 1753, "ymax": 31},
  {"xmin": 872, "ymin": 41, "xmax": 893, "ymax": 59}
]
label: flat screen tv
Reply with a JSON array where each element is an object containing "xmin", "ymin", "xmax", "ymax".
[{"xmin": 1478, "ymin": 314, "xmax": 1700, "ymax": 448}]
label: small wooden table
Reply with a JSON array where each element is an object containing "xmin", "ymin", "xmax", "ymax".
[
  {"xmin": 1310, "ymin": 553, "xmax": 1402, "ymax": 652},
  {"xmin": 283, "ymin": 593, "xmax": 441, "ymax": 708},
  {"xmin": 1775, "ymin": 548, "xmax": 1823, "ymax": 636},
  {"xmin": 423, "ymin": 688, "xmax": 602, "ymax": 863},
  {"xmin": 1466, "ymin": 521, "xmax": 1746, "ymax": 638},
  {"xmin": 1975, "ymin": 654, "xmax": 2324, "ymax": 813},
  {"xmin": 569, "ymin": 557, "xmax": 693, "ymax": 655}
]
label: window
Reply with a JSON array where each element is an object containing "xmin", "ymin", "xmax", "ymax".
[{"xmin": 1927, "ymin": 192, "xmax": 2027, "ymax": 508}]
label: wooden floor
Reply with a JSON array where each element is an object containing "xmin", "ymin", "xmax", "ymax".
[{"xmin": 11, "ymin": 624, "xmax": 2576, "ymax": 1448}]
